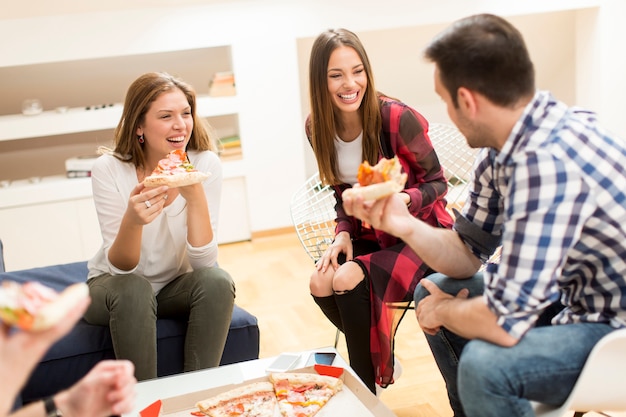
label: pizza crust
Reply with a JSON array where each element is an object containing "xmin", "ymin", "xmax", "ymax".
[
  {"xmin": 195, "ymin": 381, "xmax": 275, "ymax": 415},
  {"xmin": 269, "ymin": 372, "xmax": 343, "ymax": 392},
  {"xmin": 143, "ymin": 171, "xmax": 210, "ymax": 188},
  {"xmin": 342, "ymin": 174, "xmax": 407, "ymax": 201}
]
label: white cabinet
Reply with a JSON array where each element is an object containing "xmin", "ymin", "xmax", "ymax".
[
  {"xmin": 0, "ymin": 174, "xmax": 250, "ymax": 271},
  {"xmin": 0, "ymin": 177, "xmax": 99, "ymax": 270}
]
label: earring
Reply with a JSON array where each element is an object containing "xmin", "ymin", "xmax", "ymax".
[{"xmin": 138, "ymin": 134, "xmax": 144, "ymax": 143}]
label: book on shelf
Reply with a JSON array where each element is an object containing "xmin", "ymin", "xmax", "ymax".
[
  {"xmin": 65, "ymin": 154, "xmax": 99, "ymax": 178},
  {"xmin": 219, "ymin": 147, "xmax": 242, "ymax": 159},
  {"xmin": 66, "ymin": 170, "xmax": 92, "ymax": 178},
  {"xmin": 209, "ymin": 71, "xmax": 236, "ymax": 97},
  {"xmin": 218, "ymin": 135, "xmax": 241, "ymax": 149},
  {"xmin": 218, "ymin": 135, "xmax": 242, "ymax": 159}
]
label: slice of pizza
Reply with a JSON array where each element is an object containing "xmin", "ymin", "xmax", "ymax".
[
  {"xmin": 269, "ymin": 372, "xmax": 343, "ymax": 417},
  {"xmin": 143, "ymin": 149, "xmax": 210, "ymax": 188},
  {"xmin": 0, "ymin": 280, "xmax": 89, "ymax": 332},
  {"xmin": 194, "ymin": 381, "xmax": 277, "ymax": 417},
  {"xmin": 342, "ymin": 156, "xmax": 407, "ymax": 201}
]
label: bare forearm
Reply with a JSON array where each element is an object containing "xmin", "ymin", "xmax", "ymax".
[
  {"xmin": 108, "ymin": 216, "xmax": 143, "ymax": 270},
  {"xmin": 1, "ymin": 342, "xmax": 50, "ymax": 417},
  {"xmin": 397, "ymin": 217, "xmax": 481, "ymax": 278},
  {"xmin": 186, "ymin": 198, "xmax": 213, "ymax": 246},
  {"xmin": 437, "ymin": 297, "xmax": 517, "ymax": 346}
]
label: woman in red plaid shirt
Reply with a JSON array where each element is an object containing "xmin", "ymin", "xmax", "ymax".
[{"xmin": 305, "ymin": 28, "xmax": 453, "ymax": 394}]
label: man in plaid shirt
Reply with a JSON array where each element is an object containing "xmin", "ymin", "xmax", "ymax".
[{"xmin": 343, "ymin": 13, "xmax": 626, "ymax": 417}]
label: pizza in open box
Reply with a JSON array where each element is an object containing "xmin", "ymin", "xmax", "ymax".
[
  {"xmin": 193, "ymin": 371, "xmax": 343, "ymax": 417},
  {"xmin": 195, "ymin": 381, "xmax": 276, "ymax": 417},
  {"xmin": 269, "ymin": 372, "xmax": 343, "ymax": 417}
]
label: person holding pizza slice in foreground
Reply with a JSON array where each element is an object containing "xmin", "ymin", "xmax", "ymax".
[
  {"xmin": 0, "ymin": 282, "xmax": 136, "ymax": 417},
  {"xmin": 85, "ymin": 72, "xmax": 235, "ymax": 381},
  {"xmin": 305, "ymin": 28, "xmax": 453, "ymax": 394}
]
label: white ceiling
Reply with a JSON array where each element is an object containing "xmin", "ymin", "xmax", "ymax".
[{"xmin": 3, "ymin": 0, "xmax": 241, "ymax": 19}]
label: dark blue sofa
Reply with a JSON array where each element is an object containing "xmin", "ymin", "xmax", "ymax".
[{"xmin": 0, "ymin": 241, "xmax": 260, "ymax": 406}]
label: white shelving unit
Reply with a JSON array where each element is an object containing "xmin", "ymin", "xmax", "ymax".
[
  {"xmin": 0, "ymin": 46, "xmax": 252, "ymax": 271},
  {"xmin": 0, "ymin": 95, "xmax": 239, "ymax": 142}
]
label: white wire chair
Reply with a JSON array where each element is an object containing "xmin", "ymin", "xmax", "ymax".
[
  {"xmin": 427, "ymin": 122, "xmax": 478, "ymax": 214},
  {"xmin": 289, "ymin": 172, "xmax": 337, "ymax": 263}
]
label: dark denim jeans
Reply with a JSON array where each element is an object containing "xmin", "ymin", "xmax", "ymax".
[{"xmin": 414, "ymin": 272, "xmax": 612, "ymax": 417}]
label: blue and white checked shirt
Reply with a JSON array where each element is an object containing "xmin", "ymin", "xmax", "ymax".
[{"xmin": 459, "ymin": 90, "xmax": 626, "ymax": 339}]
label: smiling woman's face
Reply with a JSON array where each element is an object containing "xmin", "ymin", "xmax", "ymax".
[
  {"xmin": 137, "ymin": 88, "xmax": 193, "ymax": 165},
  {"xmin": 326, "ymin": 45, "xmax": 367, "ymax": 115}
]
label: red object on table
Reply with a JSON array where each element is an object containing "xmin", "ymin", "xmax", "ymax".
[
  {"xmin": 314, "ymin": 364, "xmax": 344, "ymax": 378},
  {"xmin": 139, "ymin": 399, "xmax": 162, "ymax": 417}
]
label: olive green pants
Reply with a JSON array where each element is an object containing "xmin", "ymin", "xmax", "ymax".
[{"xmin": 84, "ymin": 267, "xmax": 235, "ymax": 381}]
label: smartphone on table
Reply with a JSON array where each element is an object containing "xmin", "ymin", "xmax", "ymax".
[{"xmin": 305, "ymin": 351, "xmax": 336, "ymax": 366}]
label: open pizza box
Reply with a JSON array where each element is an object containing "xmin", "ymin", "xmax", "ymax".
[{"xmin": 141, "ymin": 365, "xmax": 397, "ymax": 416}]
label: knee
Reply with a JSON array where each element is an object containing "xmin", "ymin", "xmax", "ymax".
[
  {"xmin": 92, "ymin": 274, "xmax": 155, "ymax": 312},
  {"xmin": 414, "ymin": 273, "xmax": 444, "ymax": 303},
  {"xmin": 309, "ymin": 268, "xmax": 333, "ymax": 296},
  {"xmin": 193, "ymin": 267, "xmax": 235, "ymax": 297},
  {"xmin": 414, "ymin": 273, "xmax": 484, "ymax": 304},
  {"xmin": 104, "ymin": 274, "xmax": 153, "ymax": 301},
  {"xmin": 332, "ymin": 262, "xmax": 364, "ymax": 293}
]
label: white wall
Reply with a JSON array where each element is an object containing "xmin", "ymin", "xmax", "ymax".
[{"xmin": 2, "ymin": 0, "xmax": 622, "ymax": 236}]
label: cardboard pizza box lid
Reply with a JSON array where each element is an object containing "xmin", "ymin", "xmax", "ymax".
[{"xmin": 156, "ymin": 366, "xmax": 396, "ymax": 417}]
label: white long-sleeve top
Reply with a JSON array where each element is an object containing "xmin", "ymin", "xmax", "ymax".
[{"xmin": 87, "ymin": 150, "xmax": 222, "ymax": 293}]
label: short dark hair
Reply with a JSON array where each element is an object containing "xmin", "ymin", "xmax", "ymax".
[{"xmin": 424, "ymin": 13, "xmax": 535, "ymax": 108}]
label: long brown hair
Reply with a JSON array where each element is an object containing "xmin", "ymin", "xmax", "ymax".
[
  {"xmin": 109, "ymin": 72, "xmax": 216, "ymax": 169},
  {"xmin": 308, "ymin": 28, "xmax": 381, "ymax": 185}
]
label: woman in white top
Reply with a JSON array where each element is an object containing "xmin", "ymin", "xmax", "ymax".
[{"xmin": 85, "ymin": 72, "xmax": 235, "ymax": 381}]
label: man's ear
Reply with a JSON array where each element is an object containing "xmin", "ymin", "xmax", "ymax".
[{"xmin": 457, "ymin": 87, "xmax": 478, "ymax": 117}]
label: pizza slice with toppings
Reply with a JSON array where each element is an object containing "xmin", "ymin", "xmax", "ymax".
[
  {"xmin": 143, "ymin": 149, "xmax": 210, "ymax": 187},
  {"xmin": 269, "ymin": 372, "xmax": 343, "ymax": 417},
  {"xmin": 0, "ymin": 280, "xmax": 89, "ymax": 331},
  {"xmin": 342, "ymin": 156, "xmax": 407, "ymax": 201},
  {"xmin": 194, "ymin": 381, "xmax": 277, "ymax": 417}
]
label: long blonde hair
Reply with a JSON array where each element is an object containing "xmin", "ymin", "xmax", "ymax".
[
  {"xmin": 308, "ymin": 28, "xmax": 381, "ymax": 185},
  {"xmin": 104, "ymin": 72, "xmax": 216, "ymax": 169}
]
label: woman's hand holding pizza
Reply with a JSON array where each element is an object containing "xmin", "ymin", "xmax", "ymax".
[
  {"xmin": 176, "ymin": 181, "xmax": 205, "ymax": 204},
  {"xmin": 127, "ymin": 183, "xmax": 169, "ymax": 225}
]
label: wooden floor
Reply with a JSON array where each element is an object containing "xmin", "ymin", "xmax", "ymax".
[{"xmin": 217, "ymin": 231, "xmax": 622, "ymax": 417}]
